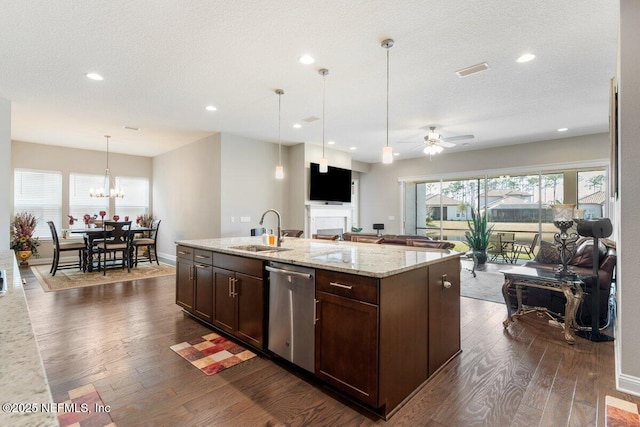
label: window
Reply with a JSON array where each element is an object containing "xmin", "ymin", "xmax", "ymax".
[
  {"xmin": 115, "ymin": 176, "xmax": 150, "ymax": 220},
  {"xmin": 14, "ymin": 169, "xmax": 62, "ymax": 238},
  {"xmin": 69, "ymin": 173, "xmax": 109, "ymax": 223}
]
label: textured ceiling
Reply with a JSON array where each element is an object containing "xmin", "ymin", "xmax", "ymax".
[{"xmin": 0, "ymin": 1, "xmax": 619, "ymax": 163}]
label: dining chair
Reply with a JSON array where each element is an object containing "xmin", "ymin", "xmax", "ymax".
[
  {"xmin": 96, "ymin": 221, "xmax": 133, "ymax": 275},
  {"xmin": 47, "ymin": 221, "xmax": 86, "ymax": 276},
  {"xmin": 133, "ymin": 219, "xmax": 161, "ymax": 266}
]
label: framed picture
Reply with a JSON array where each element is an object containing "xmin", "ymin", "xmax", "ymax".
[{"xmin": 609, "ymin": 77, "xmax": 618, "ymax": 199}]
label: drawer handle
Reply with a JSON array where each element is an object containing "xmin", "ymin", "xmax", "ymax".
[
  {"xmin": 195, "ymin": 263, "xmax": 208, "ymax": 269},
  {"xmin": 178, "ymin": 250, "xmax": 190, "ymax": 255},
  {"xmin": 329, "ymin": 281, "xmax": 353, "ymax": 290},
  {"xmin": 442, "ymin": 274, "xmax": 452, "ymax": 289},
  {"xmin": 314, "ymin": 299, "xmax": 319, "ymax": 325},
  {"xmin": 195, "ymin": 254, "xmax": 210, "ymax": 259}
]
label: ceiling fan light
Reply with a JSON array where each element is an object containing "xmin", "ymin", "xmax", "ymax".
[
  {"xmin": 382, "ymin": 146, "xmax": 393, "ymax": 164},
  {"xmin": 428, "ymin": 131, "xmax": 440, "ymax": 142}
]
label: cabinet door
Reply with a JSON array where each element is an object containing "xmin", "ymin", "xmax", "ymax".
[
  {"xmin": 428, "ymin": 259, "xmax": 461, "ymax": 376},
  {"xmin": 315, "ymin": 291, "xmax": 379, "ymax": 407},
  {"xmin": 193, "ymin": 263, "xmax": 213, "ymax": 322},
  {"xmin": 212, "ymin": 267, "xmax": 235, "ymax": 335},
  {"xmin": 176, "ymin": 260, "xmax": 194, "ymax": 312},
  {"xmin": 235, "ymin": 272, "xmax": 264, "ymax": 348}
]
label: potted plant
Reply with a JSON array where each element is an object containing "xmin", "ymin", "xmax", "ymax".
[
  {"xmin": 10, "ymin": 211, "xmax": 41, "ymax": 266},
  {"xmin": 465, "ymin": 208, "xmax": 493, "ymax": 265}
]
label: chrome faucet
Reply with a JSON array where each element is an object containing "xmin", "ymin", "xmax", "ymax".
[{"xmin": 259, "ymin": 209, "xmax": 282, "ymax": 247}]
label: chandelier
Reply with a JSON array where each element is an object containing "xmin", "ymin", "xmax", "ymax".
[{"xmin": 89, "ymin": 135, "xmax": 124, "ymax": 198}]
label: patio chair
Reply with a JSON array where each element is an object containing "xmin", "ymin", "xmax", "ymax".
[{"xmin": 514, "ymin": 233, "xmax": 539, "ymax": 260}]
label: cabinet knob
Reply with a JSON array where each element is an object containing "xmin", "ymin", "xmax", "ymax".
[{"xmin": 442, "ymin": 274, "xmax": 452, "ymax": 289}]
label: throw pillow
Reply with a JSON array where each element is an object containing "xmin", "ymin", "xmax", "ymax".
[{"xmin": 534, "ymin": 240, "xmax": 561, "ymax": 265}]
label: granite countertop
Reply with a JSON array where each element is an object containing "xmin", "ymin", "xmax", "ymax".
[
  {"xmin": 0, "ymin": 251, "xmax": 59, "ymax": 427},
  {"xmin": 176, "ymin": 237, "xmax": 462, "ymax": 278}
]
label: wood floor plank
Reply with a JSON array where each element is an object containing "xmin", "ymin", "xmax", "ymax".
[{"xmin": 21, "ymin": 266, "xmax": 640, "ymax": 426}]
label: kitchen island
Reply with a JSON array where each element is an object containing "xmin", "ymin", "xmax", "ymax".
[
  {"xmin": 174, "ymin": 237, "xmax": 462, "ymax": 419},
  {"xmin": 0, "ymin": 251, "xmax": 59, "ymax": 427}
]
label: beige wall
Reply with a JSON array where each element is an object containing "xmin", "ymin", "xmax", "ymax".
[
  {"xmin": 359, "ymin": 133, "xmax": 610, "ymax": 235},
  {"xmin": 152, "ymin": 134, "xmax": 221, "ymax": 257},
  {"xmin": 219, "ymin": 133, "xmax": 288, "ymax": 237},
  {"xmin": 11, "ymin": 140, "xmax": 152, "ymax": 260},
  {"xmin": 0, "ymin": 99, "xmax": 9, "ymax": 249},
  {"xmin": 617, "ymin": 0, "xmax": 640, "ymax": 395}
]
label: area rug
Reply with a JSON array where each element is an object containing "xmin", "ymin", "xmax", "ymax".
[
  {"xmin": 460, "ymin": 261, "xmax": 505, "ymax": 304},
  {"xmin": 170, "ymin": 332, "xmax": 256, "ymax": 376},
  {"xmin": 32, "ymin": 262, "xmax": 176, "ymax": 292},
  {"xmin": 57, "ymin": 383, "xmax": 116, "ymax": 427},
  {"xmin": 606, "ymin": 395, "xmax": 640, "ymax": 426}
]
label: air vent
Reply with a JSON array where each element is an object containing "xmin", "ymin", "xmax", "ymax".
[
  {"xmin": 123, "ymin": 126, "xmax": 140, "ymax": 131},
  {"xmin": 302, "ymin": 116, "xmax": 319, "ymax": 123},
  {"xmin": 456, "ymin": 62, "xmax": 489, "ymax": 78}
]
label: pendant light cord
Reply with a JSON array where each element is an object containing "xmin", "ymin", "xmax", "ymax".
[
  {"xmin": 322, "ymin": 72, "xmax": 326, "ymax": 158},
  {"xmin": 386, "ymin": 47, "xmax": 390, "ymax": 149},
  {"xmin": 278, "ymin": 92, "xmax": 282, "ymax": 163}
]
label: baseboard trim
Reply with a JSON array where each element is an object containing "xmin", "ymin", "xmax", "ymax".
[{"xmin": 617, "ymin": 372, "xmax": 640, "ymax": 397}]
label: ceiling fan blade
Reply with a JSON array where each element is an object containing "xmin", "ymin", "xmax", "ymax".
[
  {"xmin": 396, "ymin": 140, "xmax": 421, "ymax": 144},
  {"xmin": 442, "ymin": 134, "xmax": 474, "ymax": 142},
  {"xmin": 439, "ymin": 141, "xmax": 456, "ymax": 148}
]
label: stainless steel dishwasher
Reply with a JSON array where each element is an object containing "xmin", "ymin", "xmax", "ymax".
[{"xmin": 266, "ymin": 261, "xmax": 316, "ymax": 373}]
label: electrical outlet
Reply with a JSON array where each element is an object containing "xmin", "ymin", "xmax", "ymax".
[
  {"xmin": 240, "ymin": 216, "xmax": 251, "ymax": 223},
  {"xmin": 230, "ymin": 216, "xmax": 235, "ymax": 223}
]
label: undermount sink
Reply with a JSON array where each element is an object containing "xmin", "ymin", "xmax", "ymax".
[{"xmin": 229, "ymin": 245, "xmax": 292, "ymax": 253}]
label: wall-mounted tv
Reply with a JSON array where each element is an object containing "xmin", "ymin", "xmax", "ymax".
[{"xmin": 309, "ymin": 162, "xmax": 352, "ymax": 203}]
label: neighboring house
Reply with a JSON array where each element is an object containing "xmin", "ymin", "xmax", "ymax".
[
  {"xmin": 479, "ymin": 189, "xmax": 533, "ymax": 207},
  {"xmin": 425, "ymin": 194, "xmax": 470, "ymax": 220},
  {"xmin": 485, "ymin": 196, "xmax": 552, "ymax": 223},
  {"xmin": 578, "ymin": 190, "xmax": 606, "ymax": 219}
]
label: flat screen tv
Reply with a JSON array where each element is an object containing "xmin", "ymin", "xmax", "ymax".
[{"xmin": 309, "ymin": 162, "xmax": 352, "ymax": 203}]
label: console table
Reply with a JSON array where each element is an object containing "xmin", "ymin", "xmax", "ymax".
[{"xmin": 501, "ymin": 266, "xmax": 585, "ymax": 344}]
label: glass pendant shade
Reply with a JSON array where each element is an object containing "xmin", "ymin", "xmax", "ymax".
[
  {"xmin": 89, "ymin": 135, "xmax": 124, "ymax": 198},
  {"xmin": 275, "ymin": 165, "xmax": 284, "ymax": 179},
  {"xmin": 319, "ymin": 157, "xmax": 328, "ymax": 173},
  {"xmin": 382, "ymin": 146, "xmax": 393, "ymax": 164},
  {"xmin": 423, "ymin": 144, "xmax": 444, "ymax": 155}
]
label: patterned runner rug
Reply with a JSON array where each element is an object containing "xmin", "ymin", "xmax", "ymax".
[
  {"xmin": 170, "ymin": 332, "xmax": 257, "ymax": 375},
  {"xmin": 57, "ymin": 384, "xmax": 115, "ymax": 427},
  {"xmin": 32, "ymin": 262, "xmax": 175, "ymax": 292}
]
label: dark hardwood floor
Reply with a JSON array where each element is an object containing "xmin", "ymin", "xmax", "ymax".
[{"xmin": 22, "ymin": 267, "xmax": 639, "ymax": 426}]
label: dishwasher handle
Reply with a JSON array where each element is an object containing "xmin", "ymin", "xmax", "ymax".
[{"xmin": 266, "ymin": 265, "xmax": 313, "ymax": 280}]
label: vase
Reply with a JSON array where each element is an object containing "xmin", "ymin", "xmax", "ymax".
[
  {"xmin": 473, "ymin": 250, "xmax": 488, "ymax": 265},
  {"xmin": 17, "ymin": 250, "xmax": 32, "ymax": 266}
]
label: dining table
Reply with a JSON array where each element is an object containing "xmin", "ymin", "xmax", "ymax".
[{"xmin": 70, "ymin": 225, "xmax": 154, "ymax": 272}]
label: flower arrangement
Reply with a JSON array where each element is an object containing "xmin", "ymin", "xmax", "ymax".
[
  {"xmin": 136, "ymin": 213, "xmax": 155, "ymax": 227},
  {"xmin": 10, "ymin": 211, "xmax": 41, "ymax": 258}
]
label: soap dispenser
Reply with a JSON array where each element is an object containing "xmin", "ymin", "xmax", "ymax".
[
  {"xmin": 268, "ymin": 229, "xmax": 276, "ymax": 246},
  {"xmin": 262, "ymin": 230, "xmax": 269, "ymax": 245}
]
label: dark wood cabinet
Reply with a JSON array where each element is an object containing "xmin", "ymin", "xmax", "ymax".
[
  {"xmin": 175, "ymin": 245, "xmax": 194, "ymax": 312},
  {"xmin": 210, "ymin": 254, "xmax": 265, "ymax": 349},
  {"xmin": 193, "ymin": 263, "xmax": 213, "ymax": 322},
  {"xmin": 315, "ymin": 289, "xmax": 379, "ymax": 407},
  {"xmin": 427, "ymin": 258, "xmax": 461, "ymax": 376}
]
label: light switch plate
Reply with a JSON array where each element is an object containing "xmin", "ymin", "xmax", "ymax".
[
  {"xmin": 240, "ymin": 216, "xmax": 251, "ymax": 223},
  {"xmin": 388, "ymin": 216, "xmax": 395, "ymax": 220}
]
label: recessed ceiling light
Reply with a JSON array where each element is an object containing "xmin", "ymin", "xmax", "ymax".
[
  {"xmin": 516, "ymin": 53, "xmax": 536, "ymax": 63},
  {"xmin": 86, "ymin": 73, "xmax": 104, "ymax": 81},
  {"xmin": 328, "ymin": 140, "xmax": 335, "ymax": 145},
  {"xmin": 299, "ymin": 55, "xmax": 315, "ymax": 65},
  {"xmin": 557, "ymin": 127, "xmax": 568, "ymax": 132},
  {"xmin": 293, "ymin": 123, "xmax": 302, "ymax": 129},
  {"xmin": 349, "ymin": 146, "xmax": 356, "ymax": 151},
  {"xmin": 205, "ymin": 105, "xmax": 217, "ymax": 112}
]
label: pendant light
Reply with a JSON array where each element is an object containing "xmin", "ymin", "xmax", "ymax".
[
  {"xmin": 381, "ymin": 38, "xmax": 394, "ymax": 164},
  {"xmin": 275, "ymin": 89, "xmax": 285, "ymax": 179},
  {"xmin": 319, "ymin": 68, "xmax": 329, "ymax": 173},
  {"xmin": 89, "ymin": 135, "xmax": 124, "ymax": 198}
]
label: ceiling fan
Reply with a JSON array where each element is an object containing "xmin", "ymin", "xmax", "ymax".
[{"xmin": 398, "ymin": 126, "xmax": 474, "ymax": 156}]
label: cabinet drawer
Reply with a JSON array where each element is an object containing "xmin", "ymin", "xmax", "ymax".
[
  {"xmin": 176, "ymin": 245, "xmax": 194, "ymax": 261},
  {"xmin": 213, "ymin": 253, "xmax": 264, "ymax": 278},
  {"xmin": 194, "ymin": 249, "xmax": 213, "ymax": 265},
  {"xmin": 316, "ymin": 269, "xmax": 378, "ymax": 304}
]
